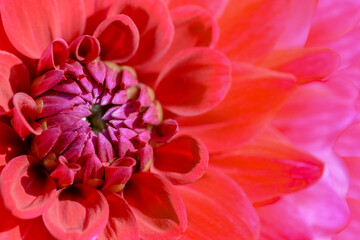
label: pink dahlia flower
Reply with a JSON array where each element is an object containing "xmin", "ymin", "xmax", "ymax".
[{"xmin": 0, "ymin": 0, "xmax": 354, "ymax": 239}]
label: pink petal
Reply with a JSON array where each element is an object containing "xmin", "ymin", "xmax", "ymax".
[
  {"xmin": 258, "ymin": 47, "xmax": 340, "ymax": 83},
  {"xmin": 69, "ymin": 35, "xmax": 100, "ymax": 63},
  {"xmin": 153, "ymin": 135, "xmax": 208, "ymax": 185},
  {"xmin": 108, "ymin": 0, "xmax": 174, "ymax": 67},
  {"xmin": 93, "ymin": 15, "xmax": 139, "ymax": 63},
  {"xmin": 0, "ymin": 155, "xmax": 57, "ymax": 219},
  {"xmin": 168, "ymin": 0, "xmax": 229, "ymax": 19},
  {"xmin": 0, "ymin": 122, "xmax": 26, "ymax": 170},
  {"xmin": 1, "ymin": 0, "xmax": 86, "ymax": 59},
  {"xmin": 155, "ymin": 47, "xmax": 231, "ymax": 116},
  {"xmin": 342, "ymin": 157, "xmax": 360, "ymax": 200},
  {"xmin": 124, "ymin": 172, "xmax": 187, "ymax": 240},
  {"xmin": 11, "ymin": 92, "xmax": 43, "ymax": 139},
  {"xmin": 43, "ymin": 184, "xmax": 109, "ymax": 240},
  {"xmin": 334, "ymin": 123, "xmax": 360, "ymax": 158},
  {"xmin": 257, "ymin": 198, "xmax": 313, "ymax": 240},
  {"xmin": 210, "ymin": 131, "xmax": 324, "ymax": 203},
  {"xmin": 97, "ymin": 192, "xmax": 139, "ymax": 240},
  {"xmin": 217, "ymin": 0, "xmax": 290, "ymax": 62},
  {"xmin": 0, "ymin": 51, "xmax": 30, "ymax": 112},
  {"xmin": 37, "ymin": 39, "xmax": 69, "ymax": 74},
  {"xmin": 306, "ymin": 0, "xmax": 360, "ymax": 46},
  {"xmin": 30, "ymin": 126, "xmax": 62, "ymax": 160},
  {"xmin": 178, "ymin": 62, "xmax": 296, "ymax": 152},
  {"xmin": 178, "ymin": 167, "xmax": 259, "ymax": 240},
  {"xmin": 334, "ymin": 198, "xmax": 360, "ymax": 240}
]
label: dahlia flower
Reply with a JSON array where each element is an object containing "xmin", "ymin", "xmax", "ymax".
[{"xmin": 0, "ymin": 0, "xmax": 356, "ymax": 240}]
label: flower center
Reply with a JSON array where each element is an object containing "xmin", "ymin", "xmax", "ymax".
[{"xmin": 86, "ymin": 104, "xmax": 107, "ymax": 134}]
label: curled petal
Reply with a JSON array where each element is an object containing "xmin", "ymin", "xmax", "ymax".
[
  {"xmin": 0, "ymin": 155, "xmax": 57, "ymax": 219},
  {"xmin": 102, "ymin": 157, "xmax": 136, "ymax": 192},
  {"xmin": 69, "ymin": 35, "xmax": 100, "ymax": 63},
  {"xmin": 37, "ymin": 39, "xmax": 69, "ymax": 74},
  {"xmin": 153, "ymin": 135, "xmax": 208, "ymax": 185},
  {"xmin": 30, "ymin": 69, "xmax": 66, "ymax": 98},
  {"xmin": 43, "ymin": 184, "xmax": 109, "ymax": 240},
  {"xmin": 1, "ymin": 0, "xmax": 86, "ymax": 59},
  {"xmin": 0, "ymin": 51, "xmax": 30, "ymax": 112},
  {"xmin": 97, "ymin": 192, "xmax": 139, "ymax": 240},
  {"xmin": 124, "ymin": 172, "xmax": 187, "ymax": 240},
  {"xmin": 12, "ymin": 93, "xmax": 42, "ymax": 139},
  {"xmin": 178, "ymin": 167, "xmax": 259, "ymax": 240},
  {"xmin": 108, "ymin": 0, "xmax": 174, "ymax": 66},
  {"xmin": 155, "ymin": 47, "xmax": 231, "ymax": 116},
  {"xmin": 93, "ymin": 15, "xmax": 139, "ymax": 63},
  {"xmin": 30, "ymin": 126, "xmax": 61, "ymax": 160},
  {"xmin": 152, "ymin": 119, "xmax": 179, "ymax": 142},
  {"xmin": 211, "ymin": 132, "xmax": 324, "ymax": 203},
  {"xmin": 50, "ymin": 156, "xmax": 81, "ymax": 188}
]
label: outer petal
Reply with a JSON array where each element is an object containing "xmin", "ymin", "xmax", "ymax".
[
  {"xmin": 334, "ymin": 198, "xmax": 360, "ymax": 240},
  {"xmin": 342, "ymin": 157, "xmax": 360, "ymax": 200},
  {"xmin": 257, "ymin": 198, "xmax": 313, "ymax": 240},
  {"xmin": 124, "ymin": 172, "xmax": 187, "ymax": 240},
  {"xmin": 168, "ymin": 0, "xmax": 229, "ymax": 19},
  {"xmin": 210, "ymin": 131, "xmax": 324, "ymax": 203},
  {"xmin": 20, "ymin": 217, "xmax": 57, "ymax": 240},
  {"xmin": 152, "ymin": 135, "xmax": 209, "ymax": 185},
  {"xmin": 108, "ymin": 0, "xmax": 174, "ymax": 66},
  {"xmin": 97, "ymin": 192, "xmax": 139, "ymax": 240},
  {"xmin": 1, "ymin": 0, "xmax": 86, "ymax": 59},
  {"xmin": 0, "ymin": 155, "xmax": 57, "ymax": 219},
  {"xmin": 178, "ymin": 167, "xmax": 260, "ymax": 240},
  {"xmin": 43, "ymin": 184, "xmax": 109, "ymax": 240},
  {"xmin": 155, "ymin": 47, "xmax": 231, "ymax": 116},
  {"xmin": 334, "ymin": 123, "xmax": 360, "ymax": 158},
  {"xmin": 178, "ymin": 63, "xmax": 296, "ymax": 152},
  {"xmin": 0, "ymin": 51, "xmax": 30, "ymax": 112},
  {"xmin": 257, "ymin": 48, "xmax": 340, "ymax": 83},
  {"xmin": 217, "ymin": 0, "xmax": 290, "ymax": 62},
  {"xmin": 93, "ymin": 15, "xmax": 139, "ymax": 63}
]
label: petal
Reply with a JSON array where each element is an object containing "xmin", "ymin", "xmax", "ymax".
[
  {"xmin": 97, "ymin": 192, "xmax": 139, "ymax": 240},
  {"xmin": 217, "ymin": 0, "xmax": 290, "ymax": 62},
  {"xmin": 334, "ymin": 198, "xmax": 360, "ymax": 240},
  {"xmin": 93, "ymin": 15, "xmax": 139, "ymax": 63},
  {"xmin": 210, "ymin": 131, "xmax": 324, "ymax": 203},
  {"xmin": 168, "ymin": 0, "xmax": 229, "ymax": 19},
  {"xmin": 19, "ymin": 217, "xmax": 57, "ymax": 240},
  {"xmin": 124, "ymin": 172, "xmax": 187, "ymax": 240},
  {"xmin": 257, "ymin": 48, "xmax": 340, "ymax": 83},
  {"xmin": 0, "ymin": 155, "xmax": 57, "ymax": 219},
  {"xmin": 342, "ymin": 157, "xmax": 360, "ymax": 199},
  {"xmin": 108, "ymin": 0, "xmax": 174, "ymax": 66},
  {"xmin": 0, "ymin": 51, "xmax": 30, "ymax": 112},
  {"xmin": 178, "ymin": 167, "xmax": 260, "ymax": 240},
  {"xmin": 0, "ymin": 191, "xmax": 22, "ymax": 239},
  {"xmin": 37, "ymin": 39, "xmax": 69, "ymax": 74},
  {"xmin": 334, "ymin": 123, "xmax": 360, "ymax": 158},
  {"xmin": 1, "ymin": 0, "xmax": 86, "ymax": 59},
  {"xmin": 0, "ymin": 122, "xmax": 26, "ymax": 170},
  {"xmin": 153, "ymin": 135, "xmax": 208, "ymax": 185},
  {"xmin": 178, "ymin": 62, "xmax": 296, "ymax": 152},
  {"xmin": 306, "ymin": 0, "xmax": 360, "ymax": 45},
  {"xmin": 43, "ymin": 184, "xmax": 109, "ymax": 240},
  {"xmin": 155, "ymin": 47, "xmax": 231, "ymax": 116},
  {"xmin": 69, "ymin": 35, "xmax": 100, "ymax": 63},
  {"xmin": 257, "ymin": 198, "xmax": 313, "ymax": 240}
]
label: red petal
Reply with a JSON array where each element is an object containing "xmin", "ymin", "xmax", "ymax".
[
  {"xmin": 210, "ymin": 131, "xmax": 324, "ymax": 203},
  {"xmin": 306, "ymin": 0, "xmax": 360, "ymax": 45},
  {"xmin": 108, "ymin": 0, "xmax": 174, "ymax": 66},
  {"xmin": 97, "ymin": 192, "xmax": 139, "ymax": 240},
  {"xmin": 124, "ymin": 172, "xmax": 187, "ymax": 240},
  {"xmin": 178, "ymin": 62, "xmax": 296, "ymax": 152},
  {"xmin": 0, "ymin": 122, "xmax": 26, "ymax": 170},
  {"xmin": 37, "ymin": 39, "xmax": 69, "ymax": 74},
  {"xmin": 178, "ymin": 167, "xmax": 259, "ymax": 240},
  {"xmin": 12, "ymin": 92, "xmax": 43, "ymax": 139},
  {"xmin": 1, "ymin": 0, "xmax": 86, "ymax": 59},
  {"xmin": 153, "ymin": 135, "xmax": 208, "ymax": 185},
  {"xmin": 155, "ymin": 48, "xmax": 231, "ymax": 116},
  {"xmin": 93, "ymin": 15, "xmax": 139, "ymax": 63},
  {"xmin": 168, "ymin": 0, "xmax": 229, "ymax": 19},
  {"xmin": 257, "ymin": 198, "xmax": 313, "ymax": 240},
  {"xmin": 43, "ymin": 184, "xmax": 109, "ymax": 240},
  {"xmin": 0, "ymin": 155, "xmax": 57, "ymax": 219},
  {"xmin": 217, "ymin": 0, "xmax": 290, "ymax": 62},
  {"xmin": 69, "ymin": 35, "xmax": 101, "ymax": 63},
  {"xmin": 20, "ymin": 217, "xmax": 57, "ymax": 240},
  {"xmin": 334, "ymin": 198, "xmax": 360, "ymax": 240},
  {"xmin": 258, "ymin": 48, "xmax": 340, "ymax": 83},
  {"xmin": 0, "ymin": 51, "xmax": 30, "ymax": 112},
  {"xmin": 0, "ymin": 191, "xmax": 22, "ymax": 239}
]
